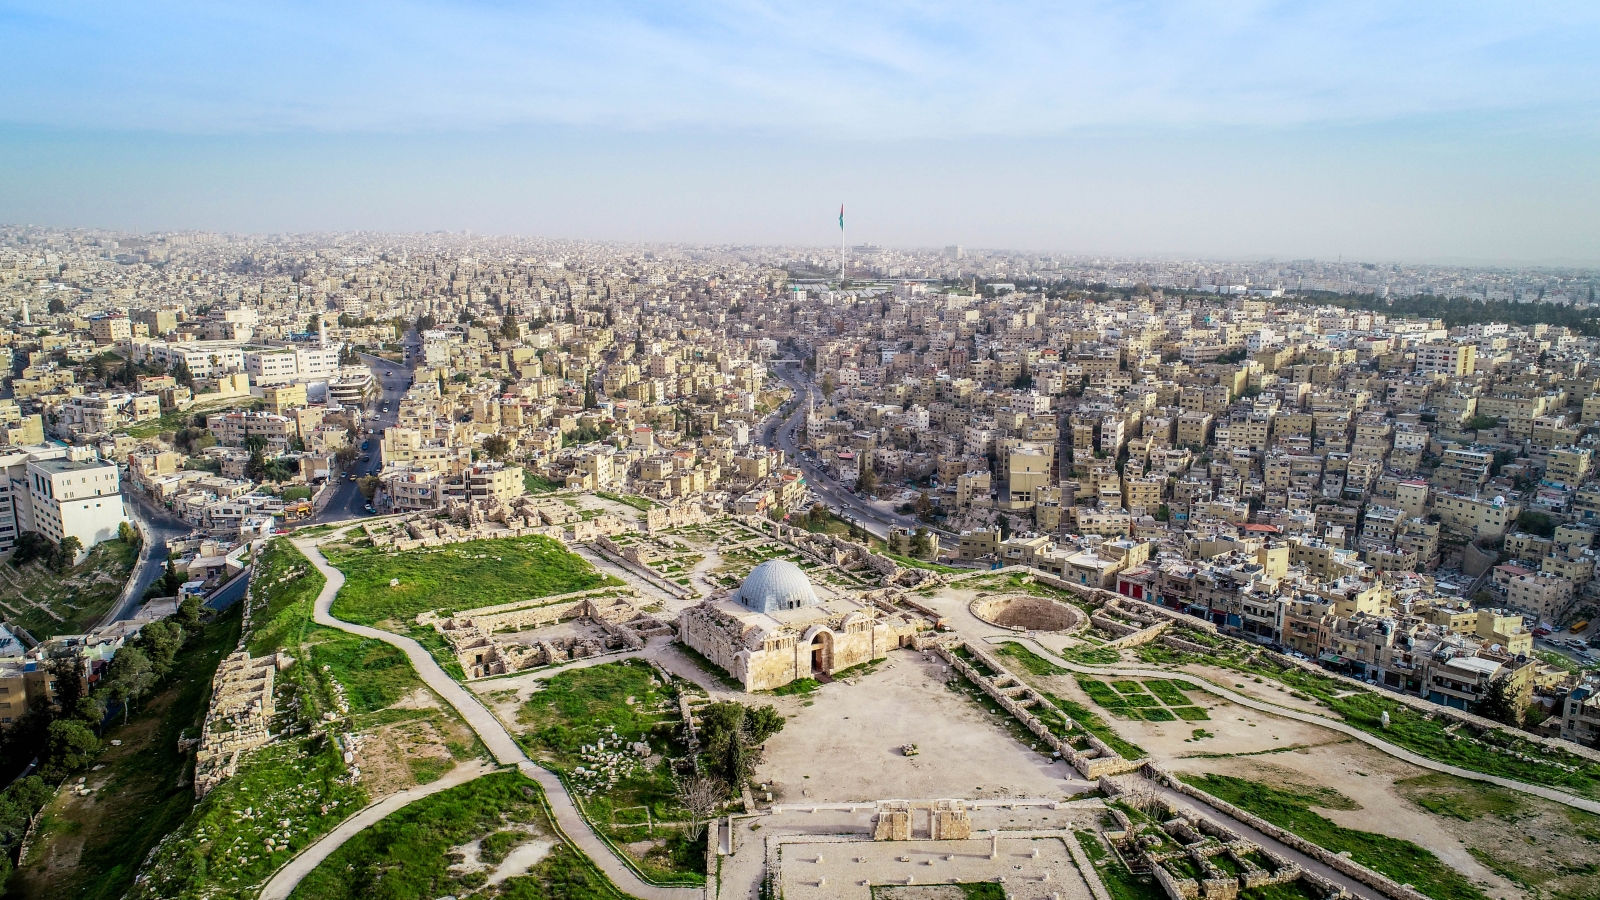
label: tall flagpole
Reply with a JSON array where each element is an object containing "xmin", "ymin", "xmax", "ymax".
[{"xmin": 839, "ymin": 203, "xmax": 846, "ymax": 288}]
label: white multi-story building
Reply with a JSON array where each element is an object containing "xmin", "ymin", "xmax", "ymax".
[
  {"xmin": 243, "ymin": 345, "xmax": 342, "ymax": 386},
  {"xmin": 10, "ymin": 448, "xmax": 126, "ymax": 563},
  {"xmin": 134, "ymin": 340, "xmax": 246, "ymax": 378}
]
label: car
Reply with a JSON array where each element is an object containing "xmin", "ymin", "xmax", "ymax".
[
  {"xmin": 386, "ymin": 371, "xmax": 394, "ymax": 376},
  {"xmin": 364, "ymin": 504, "xmax": 374, "ymax": 513}
]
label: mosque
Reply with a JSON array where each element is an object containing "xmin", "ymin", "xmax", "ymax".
[{"xmin": 677, "ymin": 559, "xmax": 927, "ymax": 691}]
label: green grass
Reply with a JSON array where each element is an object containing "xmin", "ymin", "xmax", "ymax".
[
  {"xmin": 130, "ymin": 734, "xmax": 367, "ymax": 900},
  {"xmin": 1059, "ymin": 644, "xmax": 1122, "ymax": 666},
  {"xmin": 524, "ymin": 471, "xmax": 564, "ymax": 494},
  {"xmin": 1180, "ymin": 774, "xmax": 1487, "ymax": 900},
  {"xmin": 122, "ymin": 398, "xmax": 247, "ymax": 439},
  {"xmin": 1144, "ymin": 679, "xmax": 1196, "ymax": 706},
  {"xmin": 1393, "ymin": 772, "xmax": 1530, "ymax": 822},
  {"xmin": 245, "ymin": 539, "xmax": 327, "ymax": 657},
  {"xmin": 289, "ymin": 770, "xmax": 630, "ymax": 900},
  {"xmin": 995, "ymin": 641, "xmax": 1069, "ymax": 676},
  {"xmin": 1136, "ymin": 707, "xmax": 1176, "ymax": 722},
  {"xmin": 1237, "ymin": 881, "xmax": 1326, "ymax": 900},
  {"xmin": 11, "ymin": 605, "xmax": 242, "ymax": 900},
  {"xmin": 308, "ymin": 629, "xmax": 422, "ymax": 714},
  {"xmin": 518, "ymin": 660, "xmax": 687, "ymax": 830},
  {"xmin": 1152, "ymin": 632, "xmax": 1600, "ymax": 800},
  {"xmin": 880, "ymin": 551, "xmax": 963, "ymax": 574},
  {"xmin": 325, "ymin": 535, "xmax": 617, "ymax": 626},
  {"xmin": 281, "ymin": 485, "xmax": 313, "ymax": 502},
  {"xmin": 1075, "ymin": 831, "xmax": 1165, "ymax": 900},
  {"xmin": 596, "ymin": 491, "xmax": 658, "ymax": 511},
  {"xmin": 1077, "ymin": 677, "xmax": 1131, "ymax": 713},
  {"xmin": 0, "ymin": 538, "xmax": 138, "ymax": 639},
  {"xmin": 1172, "ymin": 706, "xmax": 1211, "ymax": 721},
  {"xmin": 1111, "ymin": 680, "xmax": 1148, "ymax": 694},
  {"xmin": 770, "ymin": 678, "xmax": 820, "ymax": 696},
  {"xmin": 1041, "ymin": 691, "xmax": 1146, "ymax": 760}
]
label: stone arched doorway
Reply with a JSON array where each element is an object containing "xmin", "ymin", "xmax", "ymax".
[{"xmin": 809, "ymin": 629, "xmax": 834, "ymax": 678}]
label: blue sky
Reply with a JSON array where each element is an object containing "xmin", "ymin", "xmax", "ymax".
[{"xmin": 2, "ymin": 2, "xmax": 1597, "ymax": 262}]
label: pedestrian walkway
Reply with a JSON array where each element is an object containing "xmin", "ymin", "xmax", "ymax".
[{"xmin": 273, "ymin": 538, "xmax": 704, "ymax": 900}]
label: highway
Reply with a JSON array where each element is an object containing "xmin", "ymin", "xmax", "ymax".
[{"xmin": 764, "ymin": 360, "xmax": 956, "ymax": 543}]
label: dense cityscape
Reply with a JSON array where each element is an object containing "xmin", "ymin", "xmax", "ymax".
[{"xmin": 0, "ymin": 223, "xmax": 1594, "ymax": 899}]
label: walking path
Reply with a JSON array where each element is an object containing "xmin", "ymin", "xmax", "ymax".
[
  {"xmin": 280, "ymin": 538, "xmax": 704, "ymax": 900},
  {"xmin": 998, "ymin": 635, "xmax": 1600, "ymax": 815},
  {"xmin": 259, "ymin": 759, "xmax": 498, "ymax": 900}
]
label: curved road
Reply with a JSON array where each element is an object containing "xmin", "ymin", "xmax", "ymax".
[
  {"xmin": 274, "ymin": 537, "xmax": 701, "ymax": 900},
  {"xmin": 999, "ymin": 635, "xmax": 1600, "ymax": 815}
]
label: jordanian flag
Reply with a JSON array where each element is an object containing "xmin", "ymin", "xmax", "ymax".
[{"xmin": 839, "ymin": 204, "xmax": 844, "ymax": 230}]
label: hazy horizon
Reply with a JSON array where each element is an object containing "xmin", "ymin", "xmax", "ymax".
[{"xmin": 3, "ymin": 2, "xmax": 1597, "ymax": 264}]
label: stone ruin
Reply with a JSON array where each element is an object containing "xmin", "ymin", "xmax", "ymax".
[
  {"xmin": 362, "ymin": 504, "xmax": 634, "ymax": 552},
  {"xmin": 1099, "ymin": 783, "xmax": 1351, "ymax": 900},
  {"xmin": 194, "ymin": 649, "xmax": 294, "ymax": 797},
  {"xmin": 417, "ymin": 588, "xmax": 672, "ymax": 679},
  {"xmin": 646, "ymin": 500, "xmax": 718, "ymax": 532}
]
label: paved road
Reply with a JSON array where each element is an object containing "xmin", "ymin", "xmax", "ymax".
[
  {"xmin": 290, "ymin": 537, "xmax": 702, "ymax": 900},
  {"xmin": 313, "ymin": 353, "xmax": 415, "ymax": 524},
  {"xmin": 1001, "ymin": 635, "xmax": 1600, "ymax": 815},
  {"xmin": 99, "ymin": 490, "xmax": 194, "ymax": 628},
  {"xmin": 258, "ymin": 759, "xmax": 498, "ymax": 900},
  {"xmin": 764, "ymin": 361, "xmax": 949, "ymax": 542}
]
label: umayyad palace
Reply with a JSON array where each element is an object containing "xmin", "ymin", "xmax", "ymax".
[{"xmin": 678, "ymin": 559, "xmax": 926, "ymax": 691}]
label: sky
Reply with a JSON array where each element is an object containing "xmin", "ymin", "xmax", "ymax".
[{"xmin": 1, "ymin": 1, "xmax": 1597, "ymax": 263}]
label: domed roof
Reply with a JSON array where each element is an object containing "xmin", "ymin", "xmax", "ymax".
[{"xmin": 735, "ymin": 559, "xmax": 820, "ymax": 614}]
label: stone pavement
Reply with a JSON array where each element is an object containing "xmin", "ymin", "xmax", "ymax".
[{"xmin": 281, "ymin": 538, "xmax": 704, "ymax": 900}]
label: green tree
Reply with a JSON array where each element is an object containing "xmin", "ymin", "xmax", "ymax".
[
  {"xmin": 9, "ymin": 531, "xmax": 52, "ymax": 568},
  {"xmin": 47, "ymin": 297, "xmax": 67, "ymax": 314},
  {"xmin": 698, "ymin": 702, "xmax": 785, "ymax": 787},
  {"xmin": 1472, "ymin": 677, "xmax": 1524, "ymax": 727},
  {"xmin": 856, "ymin": 458, "xmax": 877, "ymax": 496},
  {"xmin": 910, "ymin": 526, "xmax": 932, "ymax": 559},
  {"xmin": 52, "ymin": 536, "xmax": 82, "ymax": 572},
  {"xmin": 170, "ymin": 359, "xmax": 195, "ymax": 389},
  {"xmin": 44, "ymin": 657, "xmax": 83, "ymax": 720},
  {"xmin": 482, "ymin": 435, "xmax": 511, "ymax": 460},
  {"xmin": 117, "ymin": 520, "xmax": 139, "ymax": 545},
  {"xmin": 41, "ymin": 720, "xmax": 100, "ymax": 780}
]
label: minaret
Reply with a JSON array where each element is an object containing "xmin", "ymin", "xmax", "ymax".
[
  {"xmin": 318, "ymin": 314, "xmax": 328, "ymax": 349},
  {"xmin": 19, "ymin": 298, "xmax": 28, "ymax": 325}
]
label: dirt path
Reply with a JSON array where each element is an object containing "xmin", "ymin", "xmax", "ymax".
[
  {"xmin": 1000, "ymin": 635, "xmax": 1600, "ymax": 815},
  {"xmin": 286, "ymin": 538, "xmax": 703, "ymax": 900}
]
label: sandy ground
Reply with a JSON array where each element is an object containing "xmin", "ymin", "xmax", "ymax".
[
  {"xmin": 1164, "ymin": 736, "xmax": 1521, "ymax": 899},
  {"xmin": 1176, "ymin": 661, "xmax": 1337, "ymax": 717},
  {"xmin": 756, "ymin": 649, "xmax": 1089, "ymax": 804},
  {"xmin": 1034, "ymin": 671, "xmax": 1348, "ymax": 759}
]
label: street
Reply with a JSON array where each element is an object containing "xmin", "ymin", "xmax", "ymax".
[
  {"xmin": 764, "ymin": 360, "xmax": 954, "ymax": 542},
  {"xmin": 311, "ymin": 348, "xmax": 416, "ymax": 524}
]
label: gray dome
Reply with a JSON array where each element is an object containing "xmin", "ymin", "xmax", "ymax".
[{"xmin": 735, "ymin": 560, "xmax": 819, "ymax": 614}]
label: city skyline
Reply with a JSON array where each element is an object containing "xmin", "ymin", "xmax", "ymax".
[{"xmin": 2, "ymin": 2, "xmax": 1598, "ymax": 263}]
